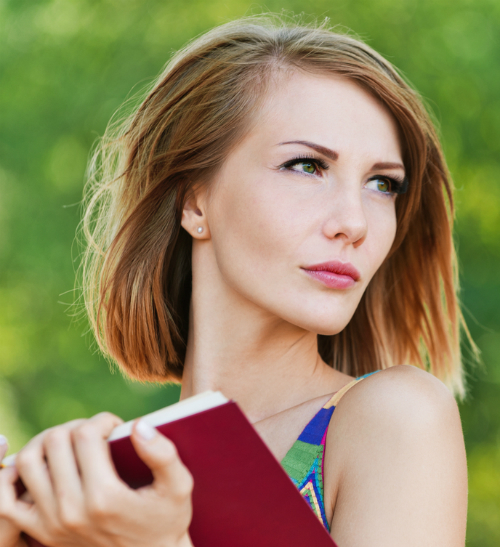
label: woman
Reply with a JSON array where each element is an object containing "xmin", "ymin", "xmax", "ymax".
[{"xmin": 0, "ymin": 15, "xmax": 471, "ymax": 546}]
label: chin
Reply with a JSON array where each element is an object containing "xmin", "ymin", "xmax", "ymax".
[
  {"xmin": 311, "ymin": 324, "xmax": 350, "ymax": 336},
  {"xmin": 288, "ymin": 310, "xmax": 353, "ymax": 336}
]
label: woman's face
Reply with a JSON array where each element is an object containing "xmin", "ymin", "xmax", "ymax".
[{"xmin": 198, "ymin": 71, "xmax": 405, "ymax": 335}]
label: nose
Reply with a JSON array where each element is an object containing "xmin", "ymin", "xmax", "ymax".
[{"xmin": 322, "ymin": 185, "xmax": 368, "ymax": 247}]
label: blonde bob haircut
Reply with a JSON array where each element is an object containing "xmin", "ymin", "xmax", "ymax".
[{"xmin": 82, "ymin": 14, "xmax": 474, "ymax": 400}]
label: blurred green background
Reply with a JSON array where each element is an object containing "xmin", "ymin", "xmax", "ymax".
[{"xmin": 0, "ymin": 0, "xmax": 499, "ymax": 544}]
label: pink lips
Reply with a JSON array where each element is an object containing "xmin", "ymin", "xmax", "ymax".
[{"xmin": 302, "ymin": 260, "xmax": 360, "ymax": 289}]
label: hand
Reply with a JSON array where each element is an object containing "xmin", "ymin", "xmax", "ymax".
[
  {"xmin": 0, "ymin": 414, "xmax": 195, "ymax": 547},
  {"xmin": 0, "ymin": 436, "xmax": 27, "ymax": 547}
]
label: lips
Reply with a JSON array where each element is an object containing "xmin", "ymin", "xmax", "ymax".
[{"xmin": 301, "ymin": 260, "xmax": 360, "ymax": 289}]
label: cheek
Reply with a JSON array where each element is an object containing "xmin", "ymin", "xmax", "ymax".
[
  {"xmin": 363, "ymin": 199, "xmax": 398, "ymax": 275},
  {"xmin": 207, "ymin": 171, "xmax": 308, "ymax": 294}
]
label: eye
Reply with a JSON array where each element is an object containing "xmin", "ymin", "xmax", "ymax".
[
  {"xmin": 297, "ymin": 161, "xmax": 317, "ymax": 175},
  {"xmin": 279, "ymin": 156, "xmax": 329, "ymax": 176},
  {"xmin": 365, "ymin": 176, "xmax": 401, "ymax": 195}
]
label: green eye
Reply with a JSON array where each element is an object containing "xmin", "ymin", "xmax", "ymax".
[
  {"xmin": 301, "ymin": 162, "xmax": 316, "ymax": 174},
  {"xmin": 280, "ymin": 157, "xmax": 328, "ymax": 176},
  {"xmin": 376, "ymin": 179, "xmax": 390, "ymax": 192},
  {"xmin": 366, "ymin": 177, "xmax": 392, "ymax": 194}
]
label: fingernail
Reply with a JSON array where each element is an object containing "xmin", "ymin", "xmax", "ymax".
[
  {"xmin": 136, "ymin": 420, "xmax": 157, "ymax": 441},
  {"xmin": 0, "ymin": 435, "xmax": 8, "ymax": 446}
]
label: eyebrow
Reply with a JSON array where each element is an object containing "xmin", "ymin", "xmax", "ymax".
[
  {"xmin": 278, "ymin": 140, "xmax": 339, "ymax": 162},
  {"xmin": 278, "ymin": 140, "xmax": 405, "ymax": 173}
]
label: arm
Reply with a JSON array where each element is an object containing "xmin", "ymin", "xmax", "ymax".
[
  {"xmin": 328, "ymin": 364, "xmax": 467, "ymax": 547},
  {"xmin": 0, "ymin": 413, "xmax": 194, "ymax": 547}
]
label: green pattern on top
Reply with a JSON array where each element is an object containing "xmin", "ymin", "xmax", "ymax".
[
  {"xmin": 280, "ymin": 371, "xmax": 383, "ymax": 531},
  {"xmin": 281, "ymin": 440, "xmax": 323, "ymax": 484}
]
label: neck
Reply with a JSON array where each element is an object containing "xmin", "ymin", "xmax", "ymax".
[{"xmin": 179, "ymin": 245, "xmax": 338, "ymax": 423}]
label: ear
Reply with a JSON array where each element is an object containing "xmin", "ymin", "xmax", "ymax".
[{"xmin": 180, "ymin": 187, "xmax": 210, "ymax": 239}]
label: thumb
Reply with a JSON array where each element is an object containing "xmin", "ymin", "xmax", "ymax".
[{"xmin": 130, "ymin": 420, "xmax": 193, "ymax": 495}]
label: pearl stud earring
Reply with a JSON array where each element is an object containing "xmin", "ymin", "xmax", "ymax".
[{"xmin": 197, "ymin": 226, "xmax": 203, "ymax": 233}]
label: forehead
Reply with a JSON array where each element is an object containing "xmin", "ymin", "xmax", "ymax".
[{"xmin": 247, "ymin": 70, "xmax": 403, "ymax": 159}]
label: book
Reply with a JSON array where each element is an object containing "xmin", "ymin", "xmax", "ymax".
[{"xmin": 2, "ymin": 391, "xmax": 338, "ymax": 547}]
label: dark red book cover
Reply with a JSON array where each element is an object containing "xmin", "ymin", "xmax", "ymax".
[{"xmin": 22, "ymin": 401, "xmax": 338, "ymax": 547}]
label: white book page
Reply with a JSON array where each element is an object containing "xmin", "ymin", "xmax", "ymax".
[
  {"xmin": 108, "ymin": 390, "xmax": 228, "ymax": 441},
  {"xmin": 1, "ymin": 390, "xmax": 229, "ymax": 467}
]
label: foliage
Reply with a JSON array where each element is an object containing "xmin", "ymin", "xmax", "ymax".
[{"xmin": 0, "ymin": 0, "xmax": 499, "ymax": 544}]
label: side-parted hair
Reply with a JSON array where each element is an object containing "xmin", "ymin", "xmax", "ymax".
[{"xmin": 81, "ymin": 14, "xmax": 476, "ymax": 400}]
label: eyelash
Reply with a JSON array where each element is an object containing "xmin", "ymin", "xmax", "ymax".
[
  {"xmin": 278, "ymin": 155, "xmax": 408, "ymax": 195},
  {"xmin": 279, "ymin": 155, "xmax": 329, "ymax": 173}
]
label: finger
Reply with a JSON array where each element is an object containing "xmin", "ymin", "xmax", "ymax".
[
  {"xmin": 14, "ymin": 436, "xmax": 55, "ymax": 514},
  {"xmin": 12, "ymin": 420, "xmax": 86, "ymax": 512},
  {"xmin": 44, "ymin": 426, "xmax": 84, "ymax": 510},
  {"xmin": 0, "ymin": 465, "xmax": 19, "ymax": 511},
  {"xmin": 72, "ymin": 412, "xmax": 124, "ymax": 492},
  {"xmin": 27, "ymin": 419, "xmax": 87, "ymax": 448},
  {"xmin": 130, "ymin": 420, "xmax": 194, "ymax": 498},
  {"xmin": 0, "ymin": 465, "xmax": 34, "ymax": 530},
  {"xmin": 0, "ymin": 517, "xmax": 22, "ymax": 547},
  {"xmin": 0, "ymin": 464, "xmax": 22, "ymax": 538},
  {"xmin": 5, "ymin": 419, "xmax": 87, "ymax": 470}
]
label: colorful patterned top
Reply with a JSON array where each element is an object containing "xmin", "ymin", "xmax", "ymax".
[{"xmin": 280, "ymin": 371, "xmax": 381, "ymax": 531}]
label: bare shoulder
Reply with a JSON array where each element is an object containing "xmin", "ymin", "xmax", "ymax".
[
  {"xmin": 341, "ymin": 364, "xmax": 460, "ymax": 423},
  {"xmin": 325, "ymin": 365, "xmax": 467, "ymax": 547}
]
